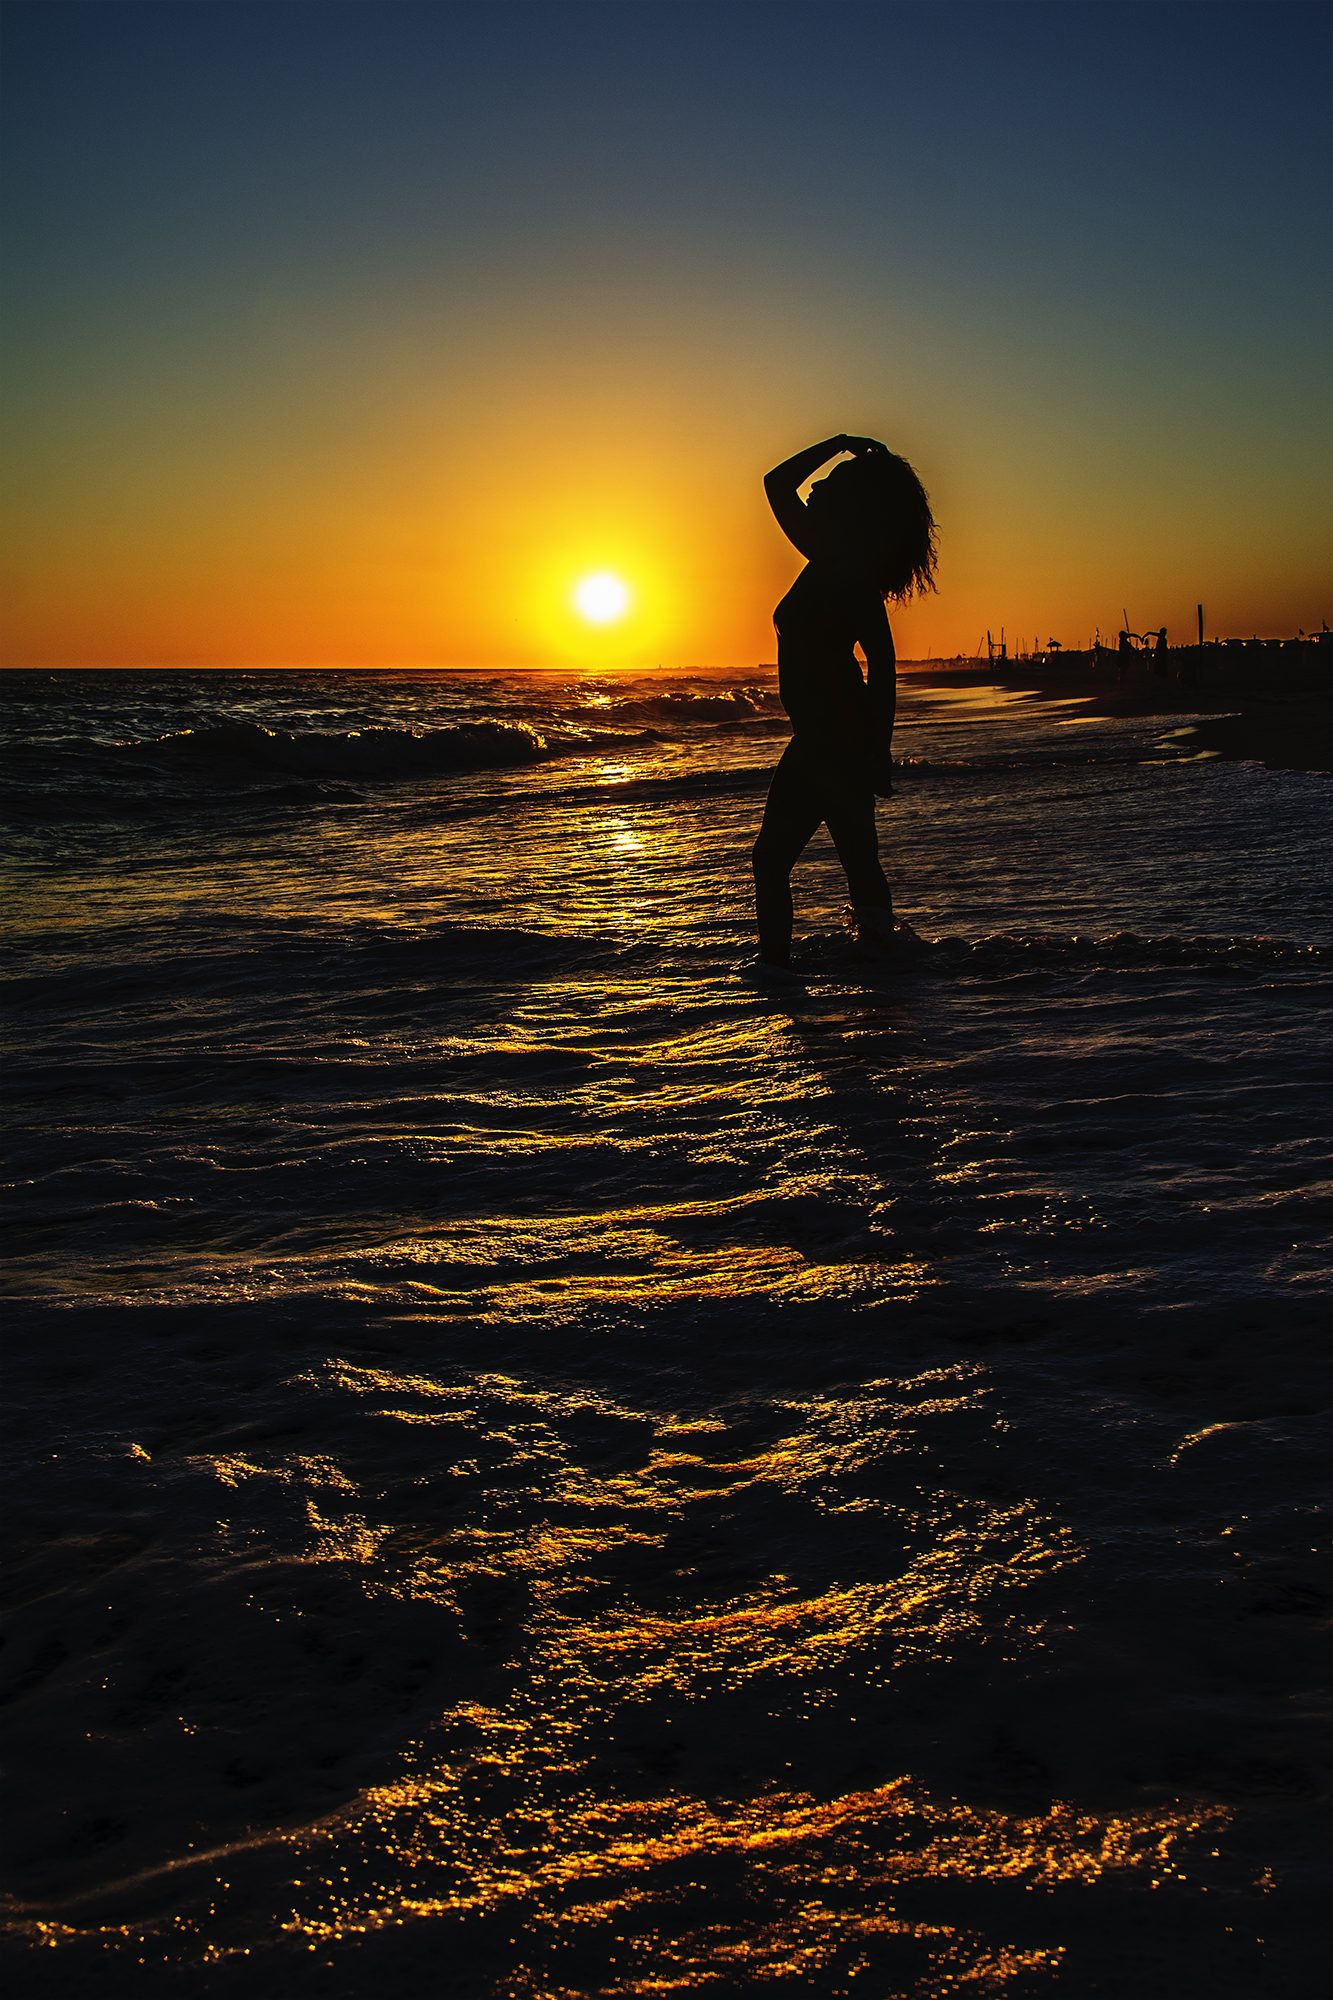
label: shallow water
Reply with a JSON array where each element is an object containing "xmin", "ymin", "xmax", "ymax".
[{"xmin": 2, "ymin": 667, "xmax": 1328, "ymax": 1996}]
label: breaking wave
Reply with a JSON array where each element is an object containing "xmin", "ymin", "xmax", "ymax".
[
  {"xmin": 116, "ymin": 719, "xmax": 549, "ymax": 778},
  {"xmin": 601, "ymin": 687, "xmax": 779, "ymax": 726}
]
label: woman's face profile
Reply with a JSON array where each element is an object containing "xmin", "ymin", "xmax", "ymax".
[
  {"xmin": 806, "ymin": 473, "xmax": 840, "ymax": 518},
  {"xmin": 807, "ymin": 465, "xmax": 866, "ymax": 537}
]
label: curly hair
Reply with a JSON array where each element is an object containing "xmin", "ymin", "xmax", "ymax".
[{"xmin": 821, "ymin": 451, "xmax": 938, "ymax": 601}]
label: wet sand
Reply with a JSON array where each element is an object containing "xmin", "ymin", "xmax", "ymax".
[
  {"xmin": 1159, "ymin": 704, "xmax": 1332, "ymax": 772},
  {"xmin": 901, "ymin": 663, "xmax": 1333, "ymax": 773}
]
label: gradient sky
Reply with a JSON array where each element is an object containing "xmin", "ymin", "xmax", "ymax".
[{"xmin": 2, "ymin": 0, "xmax": 1329, "ymax": 668}]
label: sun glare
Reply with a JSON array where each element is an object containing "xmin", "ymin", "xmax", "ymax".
[{"xmin": 574, "ymin": 572, "xmax": 631, "ymax": 625}]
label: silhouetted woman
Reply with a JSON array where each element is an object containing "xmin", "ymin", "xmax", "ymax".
[{"xmin": 753, "ymin": 433, "xmax": 937, "ymax": 975}]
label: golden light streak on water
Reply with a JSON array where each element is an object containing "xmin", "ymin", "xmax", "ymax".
[
  {"xmin": 20, "ymin": 1779, "xmax": 1217, "ymax": 1994},
  {"xmin": 15, "ymin": 1777, "xmax": 1229, "ymax": 1996}
]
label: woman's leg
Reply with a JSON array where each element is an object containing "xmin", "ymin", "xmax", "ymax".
[
  {"xmin": 825, "ymin": 788, "xmax": 893, "ymax": 915},
  {"xmin": 752, "ymin": 742, "xmax": 824, "ymax": 966}
]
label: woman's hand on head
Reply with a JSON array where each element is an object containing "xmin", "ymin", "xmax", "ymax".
[{"xmin": 842, "ymin": 435, "xmax": 888, "ymax": 457}]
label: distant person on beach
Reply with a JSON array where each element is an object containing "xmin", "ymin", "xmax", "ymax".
[{"xmin": 752, "ymin": 433, "xmax": 937, "ymax": 977}]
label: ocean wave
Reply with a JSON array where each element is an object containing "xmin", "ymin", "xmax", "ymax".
[
  {"xmin": 114, "ymin": 719, "xmax": 549, "ymax": 778},
  {"xmin": 593, "ymin": 687, "xmax": 778, "ymax": 725},
  {"xmin": 893, "ymin": 749, "xmax": 1171, "ymax": 776},
  {"xmin": 648, "ymin": 689, "xmax": 773, "ymax": 719},
  {"xmin": 939, "ymin": 929, "xmax": 1326, "ymax": 972},
  {"xmin": 786, "ymin": 927, "xmax": 1328, "ymax": 986}
]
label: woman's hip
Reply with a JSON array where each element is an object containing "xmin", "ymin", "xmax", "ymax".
[{"xmin": 775, "ymin": 728, "xmax": 874, "ymax": 796}]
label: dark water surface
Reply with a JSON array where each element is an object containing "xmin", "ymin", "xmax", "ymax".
[{"xmin": 2, "ymin": 668, "xmax": 1329, "ymax": 1996}]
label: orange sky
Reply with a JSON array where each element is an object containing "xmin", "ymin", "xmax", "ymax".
[
  {"xmin": 3, "ymin": 5, "xmax": 1329, "ymax": 669},
  {"xmin": 5, "ymin": 327, "xmax": 1327, "ymax": 670}
]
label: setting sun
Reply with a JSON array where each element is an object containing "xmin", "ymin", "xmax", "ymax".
[{"xmin": 573, "ymin": 572, "xmax": 631, "ymax": 625}]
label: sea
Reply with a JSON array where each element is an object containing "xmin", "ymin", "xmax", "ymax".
[{"xmin": 2, "ymin": 666, "xmax": 1328, "ymax": 1998}]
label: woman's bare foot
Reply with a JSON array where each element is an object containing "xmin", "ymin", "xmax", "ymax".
[
  {"xmin": 846, "ymin": 906, "xmax": 932, "ymax": 959},
  {"xmin": 743, "ymin": 956, "xmax": 808, "ymax": 987}
]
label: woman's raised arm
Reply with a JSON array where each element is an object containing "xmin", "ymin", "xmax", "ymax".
[{"xmin": 763, "ymin": 435, "xmax": 849, "ymax": 555}]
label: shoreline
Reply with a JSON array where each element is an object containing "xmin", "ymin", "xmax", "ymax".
[{"xmin": 899, "ymin": 661, "xmax": 1333, "ymax": 772}]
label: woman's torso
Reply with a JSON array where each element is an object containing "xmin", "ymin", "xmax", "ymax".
[{"xmin": 773, "ymin": 560, "xmax": 880, "ymax": 735}]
